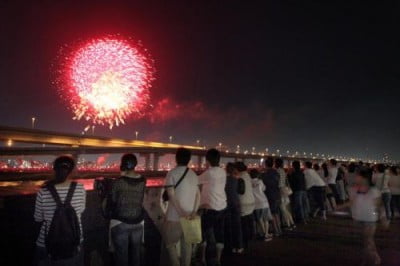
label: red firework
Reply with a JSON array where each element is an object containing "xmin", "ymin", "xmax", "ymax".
[{"xmin": 58, "ymin": 37, "xmax": 155, "ymax": 129}]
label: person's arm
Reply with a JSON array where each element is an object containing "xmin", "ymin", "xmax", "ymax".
[
  {"xmin": 376, "ymin": 193, "xmax": 390, "ymax": 229},
  {"xmin": 188, "ymin": 189, "xmax": 201, "ymax": 219},
  {"xmin": 167, "ymin": 187, "xmax": 187, "ymax": 217}
]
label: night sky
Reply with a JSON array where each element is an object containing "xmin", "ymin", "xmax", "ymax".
[{"xmin": 1, "ymin": 1, "xmax": 399, "ymax": 161}]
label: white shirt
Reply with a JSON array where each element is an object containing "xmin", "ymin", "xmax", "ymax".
[
  {"xmin": 373, "ymin": 172, "xmax": 391, "ymax": 193},
  {"xmin": 252, "ymin": 178, "xmax": 269, "ymax": 210},
  {"xmin": 277, "ymin": 168, "xmax": 286, "ymax": 188},
  {"xmin": 327, "ymin": 167, "xmax": 338, "ymax": 185},
  {"xmin": 350, "ymin": 187, "xmax": 381, "ymax": 222},
  {"xmin": 165, "ymin": 166, "xmax": 199, "ymax": 222},
  {"xmin": 238, "ymin": 172, "xmax": 255, "ymax": 216},
  {"xmin": 304, "ymin": 168, "xmax": 326, "ymax": 189},
  {"xmin": 199, "ymin": 166, "xmax": 227, "ymax": 211}
]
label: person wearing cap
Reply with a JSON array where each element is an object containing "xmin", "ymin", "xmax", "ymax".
[{"xmin": 105, "ymin": 154, "xmax": 146, "ymax": 266}]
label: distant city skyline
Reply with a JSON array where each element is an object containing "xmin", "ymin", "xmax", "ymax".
[{"xmin": 1, "ymin": 2, "xmax": 399, "ymax": 161}]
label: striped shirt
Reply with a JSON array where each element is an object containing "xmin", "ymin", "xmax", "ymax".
[{"xmin": 34, "ymin": 182, "xmax": 86, "ymax": 247}]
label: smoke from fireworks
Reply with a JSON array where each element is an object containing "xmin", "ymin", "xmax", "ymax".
[{"xmin": 58, "ymin": 37, "xmax": 155, "ymax": 129}]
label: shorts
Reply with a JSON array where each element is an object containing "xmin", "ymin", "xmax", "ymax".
[
  {"xmin": 254, "ymin": 208, "xmax": 273, "ymax": 221},
  {"xmin": 163, "ymin": 220, "xmax": 183, "ymax": 247},
  {"xmin": 268, "ymin": 199, "xmax": 281, "ymax": 215}
]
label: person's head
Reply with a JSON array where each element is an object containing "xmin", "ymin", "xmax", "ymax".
[
  {"xmin": 120, "ymin": 153, "xmax": 138, "ymax": 172},
  {"xmin": 389, "ymin": 166, "xmax": 398, "ymax": 176},
  {"xmin": 329, "ymin": 159, "xmax": 337, "ymax": 167},
  {"xmin": 304, "ymin": 161, "xmax": 312, "ymax": 169},
  {"xmin": 355, "ymin": 168, "xmax": 373, "ymax": 187},
  {"xmin": 358, "ymin": 161, "xmax": 364, "ymax": 166},
  {"xmin": 348, "ymin": 162, "xmax": 356, "ymax": 173},
  {"xmin": 206, "ymin": 148, "xmax": 220, "ymax": 167},
  {"xmin": 321, "ymin": 163, "xmax": 328, "ymax": 170},
  {"xmin": 274, "ymin": 158, "xmax": 284, "ymax": 169},
  {"xmin": 292, "ymin": 161, "xmax": 301, "ymax": 171},
  {"xmin": 226, "ymin": 162, "xmax": 239, "ymax": 177},
  {"xmin": 376, "ymin": 163, "xmax": 385, "ymax": 173},
  {"xmin": 249, "ymin": 168, "xmax": 260, "ymax": 179},
  {"xmin": 265, "ymin": 157, "xmax": 274, "ymax": 168},
  {"xmin": 175, "ymin": 147, "xmax": 191, "ymax": 166},
  {"xmin": 313, "ymin": 163, "xmax": 320, "ymax": 171},
  {"xmin": 47, "ymin": 155, "xmax": 75, "ymax": 186},
  {"xmin": 235, "ymin": 161, "xmax": 247, "ymax": 172}
]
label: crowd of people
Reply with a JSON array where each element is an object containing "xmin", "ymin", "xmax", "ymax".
[{"xmin": 32, "ymin": 149, "xmax": 400, "ymax": 266}]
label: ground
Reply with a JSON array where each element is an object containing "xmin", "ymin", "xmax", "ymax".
[{"xmin": 222, "ymin": 214, "xmax": 400, "ymax": 266}]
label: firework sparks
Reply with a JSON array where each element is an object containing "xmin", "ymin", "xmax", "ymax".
[{"xmin": 58, "ymin": 37, "xmax": 155, "ymax": 128}]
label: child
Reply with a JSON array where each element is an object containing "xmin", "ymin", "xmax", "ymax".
[
  {"xmin": 250, "ymin": 169, "xmax": 273, "ymax": 242},
  {"xmin": 349, "ymin": 168, "xmax": 389, "ymax": 265}
]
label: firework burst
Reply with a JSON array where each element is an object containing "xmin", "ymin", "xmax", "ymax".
[{"xmin": 56, "ymin": 37, "xmax": 155, "ymax": 129}]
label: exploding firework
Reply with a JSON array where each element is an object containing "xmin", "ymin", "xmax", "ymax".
[{"xmin": 57, "ymin": 37, "xmax": 155, "ymax": 129}]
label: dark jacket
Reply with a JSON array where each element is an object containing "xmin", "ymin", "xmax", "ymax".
[
  {"xmin": 261, "ymin": 168, "xmax": 281, "ymax": 201},
  {"xmin": 288, "ymin": 170, "xmax": 306, "ymax": 192},
  {"xmin": 105, "ymin": 176, "xmax": 146, "ymax": 224},
  {"xmin": 225, "ymin": 175, "xmax": 240, "ymax": 208}
]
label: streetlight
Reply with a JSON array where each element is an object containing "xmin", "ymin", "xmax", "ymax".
[
  {"xmin": 91, "ymin": 125, "xmax": 95, "ymax": 135},
  {"xmin": 31, "ymin": 117, "xmax": 36, "ymax": 129},
  {"xmin": 169, "ymin": 136, "xmax": 173, "ymax": 143},
  {"xmin": 6, "ymin": 139, "xmax": 13, "ymax": 147},
  {"xmin": 135, "ymin": 131, "xmax": 139, "ymax": 140},
  {"xmin": 218, "ymin": 142, "xmax": 222, "ymax": 150},
  {"xmin": 252, "ymin": 147, "xmax": 256, "ymax": 154},
  {"xmin": 196, "ymin": 139, "xmax": 200, "ymax": 146}
]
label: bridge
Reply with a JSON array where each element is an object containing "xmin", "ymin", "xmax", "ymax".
[{"xmin": 0, "ymin": 125, "xmax": 336, "ymax": 172}]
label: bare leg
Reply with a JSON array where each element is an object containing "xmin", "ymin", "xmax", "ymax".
[{"xmin": 362, "ymin": 223, "xmax": 380, "ymax": 265}]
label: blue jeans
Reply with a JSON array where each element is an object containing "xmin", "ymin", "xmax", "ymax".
[
  {"xmin": 111, "ymin": 222, "xmax": 143, "ymax": 266},
  {"xmin": 382, "ymin": 193, "xmax": 392, "ymax": 220},
  {"xmin": 224, "ymin": 205, "xmax": 243, "ymax": 251},
  {"xmin": 34, "ymin": 245, "xmax": 84, "ymax": 266},
  {"xmin": 293, "ymin": 191, "xmax": 307, "ymax": 223}
]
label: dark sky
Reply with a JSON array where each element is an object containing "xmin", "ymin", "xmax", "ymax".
[{"xmin": 1, "ymin": 1, "xmax": 399, "ymax": 161}]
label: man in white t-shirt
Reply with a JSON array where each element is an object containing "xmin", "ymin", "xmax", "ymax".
[
  {"xmin": 164, "ymin": 148, "xmax": 200, "ymax": 266},
  {"xmin": 304, "ymin": 161, "xmax": 327, "ymax": 220},
  {"xmin": 198, "ymin": 148, "xmax": 227, "ymax": 266}
]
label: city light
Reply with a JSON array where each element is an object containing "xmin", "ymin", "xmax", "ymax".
[
  {"xmin": 31, "ymin": 117, "xmax": 36, "ymax": 129},
  {"xmin": 6, "ymin": 139, "xmax": 13, "ymax": 147}
]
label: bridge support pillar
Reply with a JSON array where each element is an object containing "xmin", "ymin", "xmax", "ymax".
[
  {"xmin": 153, "ymin": 153, "xmax": 161, "ymax": 171},
  {"xmin": 141, "ymin": 153, "xmax": 151, "ymax": 171}
]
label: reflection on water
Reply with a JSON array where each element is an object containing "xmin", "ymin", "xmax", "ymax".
[{"xmin": 0, "ymin": 176, "xmax": 165, "ymax": 197}]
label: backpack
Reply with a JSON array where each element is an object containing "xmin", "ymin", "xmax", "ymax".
[{"xmin": 45, "ymin": 182, "xmax": 81, "ymax": 260}]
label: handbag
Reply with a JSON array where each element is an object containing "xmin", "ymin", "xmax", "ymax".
[
  {"xmin": 180, "ymin": 216, "xmax": 202, "ymax": 244},
  {"xmin": 162, "ymin": 167, "xmax": 189, "ymax": 202}
]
